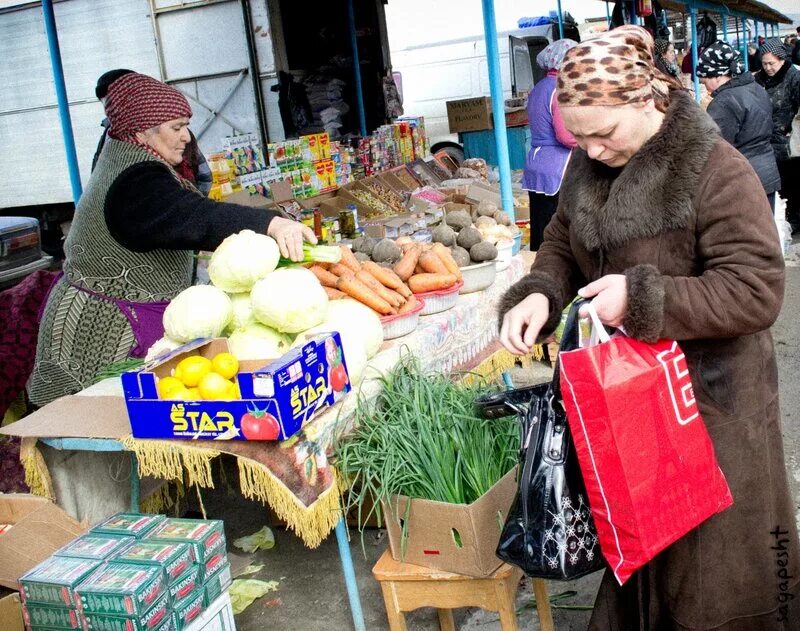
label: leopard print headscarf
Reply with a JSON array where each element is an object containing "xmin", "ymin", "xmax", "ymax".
[{"xmin": 556, "ymin": 25, "xmax": 683, "ymax": 112}]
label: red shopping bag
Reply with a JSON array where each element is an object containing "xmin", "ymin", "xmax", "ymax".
[{"xmin": 559, "ymin": 317, "xmax": 733, "ymax": 585}]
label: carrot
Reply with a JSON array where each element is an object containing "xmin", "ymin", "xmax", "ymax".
[
  {"xmin": 398, "ymin": 295, "xmax": 419, "ymax": 314},
  {"xmin": 418, "ymin": 251, "xmax": 450, "ymax": 275},
  {"xmin": 310, "ymin": 265, "xmax": 340, "ymax": 288},
  {"xmin": 330, "ymin": 263, "xmax": 356, "ymax": 279},
  {"xmin": 408, "ymin": 273, "xmax": 457, "ymax": 293},
  {"xmin": 356, "ymin": 270, "xmax": 403, "ymax": 308},
  {"xmin": 396, "ymin": 283, "xmax": 412, "ymax": 299},
  {"xmin": 393, "ymin": 245, "xmax": 421, "ymax": 281},
  {"xmin": 339, "ymin": 245, "xmax": 362, "ymax": 273},
  {"xmin": 362, "ymin": 262, "xmax": 402, "ymax": 289},
  {"xmin": 414, "ymin": 264, "xmax": 425, "ymax": 275},
  {"xmin": 431, "ymin": 243, "xmax": 463, "ymax": 280},
  {"xmin": 386, "ymin": 289, "xmax": 407, "ymax": 305},
  {"xmin": 336, "ymin": 276, "xmax": 396, "ymax": 315},
  {"xmin": 325, "ymin": 287, "xmax": 346, "ymax": 300}
]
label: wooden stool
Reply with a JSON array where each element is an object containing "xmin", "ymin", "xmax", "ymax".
[{"xmin": 372, "ymin": 550, "xmax": 554, "ymax": 631}]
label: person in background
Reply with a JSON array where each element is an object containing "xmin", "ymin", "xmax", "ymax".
[
  {"xmin": 654, "ymin": 39, "xmax": 679, "ymax": 78},
  {"xmin": 747, "ymin": 38, "xmax": 762, "ymax": 71},
  {"xmin": 499, "ymin": 25, "xmax": 798, "ymax": 627},
  {"xmin": 792, "ymin": 28, "xmax": 800, "ymax": 66},
  {"xmin": 755, "ymin": 39, "xmax": 800, "ymax": 232},
  {"xmin": 697, "ymin": 41, "xmax": 780, "ymax": 207},
  {"xmin": 92, "ymin": 69, "xmax": 212, "ymax": 195},
  {"xmin": 523, "ymin": 39, "xmax": 578, "ymax": 251}
]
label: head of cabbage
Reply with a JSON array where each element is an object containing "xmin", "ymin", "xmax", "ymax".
[
  {"xmin": 251, "ymin": 267, "xmax": 328, "ymax": 334},
  {"xmin": 163, "ymin": 285, "xmax": 233, "ymax": 343},
  {"xmin": 227, "ymin": 323, "xmax": 291, "ymax": 361},
  {"xmin": 225, "ymin": 293, "xmax": 256, "ymax": 334},
  {"xmin": 208, "ymin": 230, "xmax": 280, "ymax": 293}
]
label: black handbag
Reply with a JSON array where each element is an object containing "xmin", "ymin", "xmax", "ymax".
[{"xmin": 476, "ymin": 301, "xmax": 605, "ymax": 580}]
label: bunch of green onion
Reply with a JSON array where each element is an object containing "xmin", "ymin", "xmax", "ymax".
[
  {"xmin": 333, "ymin": 354, "xmax": 518, "ymax": 535},
  {"xmin": 278, "ymin": 244, "xmax": 341, "ymax": 267}
]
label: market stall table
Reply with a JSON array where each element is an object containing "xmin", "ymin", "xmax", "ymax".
[{"xmin": 4, "ymin": 255, "xmax": 537, "ymax": 630}]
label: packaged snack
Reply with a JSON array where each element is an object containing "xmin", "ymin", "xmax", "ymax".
[
  {"xmin": 199, "ymin": 548, "xmax": 227, "ymax": 583},
  {"xmin": 146, "ymin": 519, "xmax": 225, "ymax": 564},
  {"xmin": 81, "ymin": 593, "xmax": 170, "ymax": 631},
  {"xmin": 114, "ymin": 541, "xmax": 194, "ymax": 584},
  {"xmin": 22, "ymin": 602, "xmax": 82, "ymax": 629},
  {"xmin": 19, "ymin": 556, "xmax": 101, "ymax": 607},
  {"xmin": 171, "ymin": 589, "xmax": 205, "ymax": 631},
  {"xmin": 202, "ymin": 563, "xmax": 232, "ymax": 606},
  {"xmin": 55, "ymin": 534, "xmax": 132, "ymax": 561},
  {"xmin": 91, "ymin": 513, "xmax": 166, "ymax": 539},
  {"xmin": 75, "ymin": 563, "xmax": 166, "ymax": 617},
  {"xmin": 167, "ymin": 564, "xmax": 201, "ymax": 603}
]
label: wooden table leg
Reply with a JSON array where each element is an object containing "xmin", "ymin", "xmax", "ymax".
[
  {"xmin": 532, "ymin": 579, "xmax": 554, "ymax": 631},
  {"xmin": 380, "ymin": 582, "xmax": 408, "ymax": 631},
  {"xmin": 495, "ymin": 570, "xmax": 520, "ymax": 631},
  {"xmin": 437, "ymin": 608, "xmax": 455, "ymax": 631}
]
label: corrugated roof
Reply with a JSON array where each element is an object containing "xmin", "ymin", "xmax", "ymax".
[{"xmin": 649, "ymin": 0, "xmax": 791, "ymax": 24}]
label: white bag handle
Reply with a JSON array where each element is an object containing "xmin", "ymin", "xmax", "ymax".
[{"xmin": 584, "ymin": 302, "xmax": 612, "ymax": 344}]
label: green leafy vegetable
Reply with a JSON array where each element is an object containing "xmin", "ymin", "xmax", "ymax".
[
  {"xmin": 233, "ymin": 526, "xmax": 276, "ymax": 553},
  {"xmin": 229, "ymin": 579, "xmax": 279, "ymax": 614},
  {"xmin": 277, "ymin": 244, "xmax": 342, "ymax": 267}
]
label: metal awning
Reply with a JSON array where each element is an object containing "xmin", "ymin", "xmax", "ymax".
[{"xmin": 601, "ymin": 0, "xmax": 792, "ymax": 24}]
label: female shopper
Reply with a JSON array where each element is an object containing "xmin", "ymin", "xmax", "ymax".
[
  {"xmin": 653, "ymin": 39, "xmax": 679, "ymax": 78},
  {"xmin": 755, "ymin": 39, "xmax": 800, "ymax": 232},
  {"xmin": 499, "ymin": 26, "xmax": 798, "ymax": 629},
  {"xmin": 29, "ymin": 73, "xmax": 314, "ymax": 408},
  {"xmin": 697, "ymin": 41, "xmax": 781, "ymax": 206},
  {"xmin": 523, "ymin": 39, "xmax": 577, "ymax": 251}
]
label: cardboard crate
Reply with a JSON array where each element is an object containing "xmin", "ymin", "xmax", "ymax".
[
  {"xmin": 113, "ymin": 541, "xmax": 195, "ymax": 584},
  {"xmin": 19, "ymin": 556, "xmax": 101, "ymax": 608},
  {"xmin": 0, "ymin": 495, "xmax": 87, "ymax": 590},
  {"xmin": 91, "ymin": 513, "xmax": 166, "ymax": 540},
  {"xmin": 384, "ymin": 467, "xmax": 517, "ymax": 577},
  {"xmin": 121, "ymin": 335, "xmax": 351, "ymax": 441},
  {"xmin": 147, "ymin": 519, "xmax": 225, "ymax": 566},
  {"xmin": 184, "ymin": 593, "xmax": 234, "ymax": 631},
  {"xmin": 75, "ymin": 563, "xmax": 166, "ymax": 617},
  {"xmin": 54, "ymin": 533, "xmax": 132, "ymax": 561},
  {"xmin": 446, "ymin": 97, "xmax": 493, "ymax": 133},
  {"xmin": 81, "ymin": 593, "xmax": 171, "ymax": 631},
  {"xmin": 0, "ymin": 593, "xmax": 24, "ymax": 631}
]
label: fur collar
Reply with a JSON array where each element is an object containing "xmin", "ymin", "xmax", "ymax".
[{"xmin": 559, "ymin": 90, "xmax": 719, "ymax": 252}]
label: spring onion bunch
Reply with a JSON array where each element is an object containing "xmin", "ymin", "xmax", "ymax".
[
  {"xmin": 333, "ymin": 354, "xmax": 518, "ymax": 537},
  {"xmin": 278, "ymin": 244, "xmax": 341, "ymax": 267}
]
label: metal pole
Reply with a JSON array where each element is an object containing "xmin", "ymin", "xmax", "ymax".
[
  {"xmin": 556, "ymin": 0, "xmax": 564, "ymax": 38},
  {"xmin": 42, "ymin": 0, "xmax": 82, "ymax": 204},
  {"xmin": 241, "ymin": 0, "xmax": 270, "ymax": 150},
  {"xmin": 606, "ymin": 1, "xmax": 611, "ymax": 28},
  {"xmin": 722, "ymin": 14, "xmax": 728, "ymax": 42},
  {"xmin": 690, "ymin": 7, "xmax": 700, "ymax": 103},
  {"xmin": 346, "ymin": 0, "xmax": 367, "ymax": 137},
  {"xmin": 631, "ymin": 1, "xmax": 637, "ymax": 26},
  {"xmin": 480, "ymin": 0, "xmax": 514, "ymax": 219},
  {"xmin": 334, "ymin": 519, "xmax": 366, "ymax": 631},
  {"xmin": 754, "ymin": 20, "xmax": 758, "ymax": 42},
  {"xmin": 740, "ymin": 18, "xmax": 749, "ymax": 73}
]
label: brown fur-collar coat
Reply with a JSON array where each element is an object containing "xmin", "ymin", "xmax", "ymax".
[{"xmin": 501, "ymin": 91, "xmax": 800, "ymax": 629}]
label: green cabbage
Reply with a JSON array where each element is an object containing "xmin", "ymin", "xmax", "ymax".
[
  {"xmin": 251, "ymin": 267, "xmax": 328, "ymax": 333},
  {"xmin": 227, "ymin": 323, "xmax": 291, "ymax": 361},
  {"xmin": 163, "ymin": 285, "xmax": 233, "ymax": 343},
  {"xmin": 209, "ymin": 230, "xmax": 280, "ymax": 293}
]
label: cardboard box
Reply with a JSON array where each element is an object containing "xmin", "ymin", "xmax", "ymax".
[
  {"xmin": 121, "ymin": 335, "xmax": 351, "ymax": 441},
  {"xmin": 22, "ymin": 602, "xmax": 82, "ymax": 629},
  {"xmin": 384, "ymin": 467, "xmax": 517, "ymax": 577},
  {"xmin": 0, "ymin": 495, "xmax": 87, "ymax": 590},
  {"xmin": 362, "ymin": 214, "xmax": 419, "ymax": 240},
  {"xmin": 167, "ymin": 565, "xmax": 202, "ymax": 604},
  {"xmin": 505, "ymin": 107, "xmax": 528, "ymax": 128},
  {"xmin": 446, "ymin": 97, "xmax": 493, "ymax": 133},
  {"xmin": 201, "ymin": 564, "xmax": 231, "ymax": 607},
  {"xmin": 183, "ymin": 593, "xmax": 233, "ymax": 631},
  {"xmin": 172, "ymin": 589, "xmax": 205, "ymax": 631},
  {"xmin": 81, "ymin": 593, "xmax": 171, "ymax": 631},
  {"xmin": 91, "ymin": 514, "xmax": 166, "ymax": 540},
  {"xmin": 19, "ymin": 556, "xmax": 101, "ymax": 607},
  {"xmin": 465, "ymin": 182, "xmax": 502, "ymax": 208},
  {"xmin": 0, "ymin": 593, "xmax": 24, "ymax": 631},
  {"xmin": 75, "ymin": 562, "xmax": 166, "ymax": 617},
  {"xmin": 54, "ymin": 534, "xmax": 132, "ymax": 561},
  {"xmin": 146, "ymin": 519, "xmax": 225, "ymax": 566},
  {"xmin": 114, "ymin": 541, "xmax": 195, "ymax": 585}
]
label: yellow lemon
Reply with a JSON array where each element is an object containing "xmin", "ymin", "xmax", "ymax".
[
  {"xmin": 185, "ymin": 387, "xmax": 202, "ymax": 401},
  {"xmin": 225, "ymin": 382, "xmax": 240, "ymax": 401},
  {"xmin": 198, "ymin": 372, "xmax": 234, "ymax": 400},
  {"xmin": 156, "ymin": 376, "xmax": 185, "ymax": 400},
  {"xmin": 174, "ymin": 356, "xmax": 212, "ymax": 387},
  {"xmin": 164, "ymin": 387, "xmax": 192, "ymax": 401},
  {"xmin": 211, "ymin": 352, "xmax": 239, "ymax": 380}
]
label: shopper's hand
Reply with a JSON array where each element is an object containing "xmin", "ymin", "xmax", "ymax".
[
  {"xmin": 500, "ymin": 293, "xmax": 550, "ymax": 355},
  {"xmin": 578, "ymin": 274, "xmax": 628, "ymax": 327},
  {"xmin": 267, "ymin": 217, "xmax": 317, "ymax": 261}
]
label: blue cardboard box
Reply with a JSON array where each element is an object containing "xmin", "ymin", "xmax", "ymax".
[{"xmin": 121, "ymin": 334, "xmax": 351, "ymax": 441}]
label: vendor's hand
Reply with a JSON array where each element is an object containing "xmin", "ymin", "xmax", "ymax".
[
  {"xmin": 500, "ymin": 293, "xmax": 550, "ymax": 356},
  {"xmin": 578, "ymin": 274, "xmax": 627, "ymax": 327},
  {"xmin": 267, "ymin": 217, "xmax": 317, "ymax": 261}
]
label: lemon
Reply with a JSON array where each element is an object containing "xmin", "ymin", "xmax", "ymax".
[
  {"xmin": 164, "ymin": 387, "xmax": 192, "ymax": 401},
  {"xmin": 185, "ymin": 387, "xmax": 202, "ymax": 401},
  {"xmin": 211, "ymin": 352, "xmax": 239, "ymax": 380},
  {"xmin": 157, "ymin": 376, "xmax": 185, "ymax": 400},
  {"xmin": 225, "ymin": 382, "xmax": 240, "ymax": 401},
  {"xmin": 198, "ymin": 372, "xmax": 234, "ymax": 400},
  {"xmin": 174, "ymin": 356, "xmax": 212, "ymax": 387}
]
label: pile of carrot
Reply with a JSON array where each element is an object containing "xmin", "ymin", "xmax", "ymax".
[
  {"xmin": 393, "ymin": 242, "xmax": 462, "ymax": 294},
  {"xmin": 310, "ymin": 246, "xmax": 421, "ymax": 317}
]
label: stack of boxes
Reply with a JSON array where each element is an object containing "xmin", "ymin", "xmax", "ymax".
[
  {"xmin": 267, "ymin": 132, "xmax": 337, "ymax": 199},
  {"xmin": 18, "ymin": 513, "xmax": 232, "ymax": 631},
  {"xmin": 355, "ymin": 118, "xmax": 429, "ymax": 177}
]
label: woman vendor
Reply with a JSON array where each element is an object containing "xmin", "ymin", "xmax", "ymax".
[
  {"xmin": 499, "ymin": 26, "xmax": 798, "ymax": 629},
  {"xmin": 28, "ymin": 73, "xmax": 314, "ymax": 408}
]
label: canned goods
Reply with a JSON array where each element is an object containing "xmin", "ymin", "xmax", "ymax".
[
  {"xmin": 321, "ymin": 218, "xmax": 341, "ymax": 244},
  {"xmin": 338, "ymin": 205, "xmax": 359, "ymax": 238}
]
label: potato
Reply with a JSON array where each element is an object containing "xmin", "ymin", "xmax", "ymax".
[
  {"xmin": 493, "ymin": 210, "xmax": 512, "ymax": 226},
  {"xmin": 445, "ymin": 210, "xmax": 472, "ymax": 231},
  {"xmin": 450, "ymin": 245, "xmax": 471, "ymax": 268},
  {"xmin": 475, "ymin": 216, "xmax": 497, "ymax": 228},
  {"xmin": 456, "ymin": 226, "xmax": 482, "ymax": 250},
  {"xmin": 470, "ymin": 241, "xmax": 498, "ymax": 262},
  {"xmin": 432, "ymin": 224, "xmax": 456, "ymax": 246}
]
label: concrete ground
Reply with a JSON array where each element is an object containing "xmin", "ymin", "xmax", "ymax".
[{"xmin": 194, "ymin": 245, "xmax": 800, "ymax": 631}]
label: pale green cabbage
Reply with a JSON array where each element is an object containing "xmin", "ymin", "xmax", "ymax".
[
  {"xmin": 251, "ymin": 267, "xmax": 328, "ymax": 333},
  {"xmin": 163, "ymin": 285, "xmax": 233, "ymax": 343},
  {"xmin": 209, "ymin": 230, "xmax": 280, "ymax": 293}
]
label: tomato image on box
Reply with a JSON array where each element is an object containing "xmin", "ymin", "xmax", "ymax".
[{"xmin": 121, "ymin": 333, "xmax": 351, "ymax": 441}]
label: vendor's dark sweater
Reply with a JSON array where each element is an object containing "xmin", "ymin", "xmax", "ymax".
[{"xmin": 105, "ymin": 162, "xmax": 278, "ymax": 252}]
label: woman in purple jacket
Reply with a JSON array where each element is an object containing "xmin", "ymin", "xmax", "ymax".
[{"xmin": 523, "ymin": 39, "xmax": 578, "ymax": 250}]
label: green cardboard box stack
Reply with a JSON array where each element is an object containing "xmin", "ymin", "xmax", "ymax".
[{"xmin": 17, "ymin": 513, "xmax": 232, "ymax": 631}]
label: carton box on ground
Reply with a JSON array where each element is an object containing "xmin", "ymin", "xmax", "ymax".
[
  {"xmin": 0, "ymin": 593, "xmax": 24, "ymax": 631},
  {"xmin": 81, "ymin": 592, "xmax": 171, "ymax": 631},
  {"xmin": 172, "ymin": 589, "xmax": 205, "ymax": 631},
  {"xmin": 167, "ymin": 565, "xmax": 202, "ymax": 603},
  {"xmin": 54, "ymin": 534, "xmax": 132, "ymax": 561},
  {"xmin": 198, "ymin": 548, "xmax": 228, "ymax": 583},
  {"xmin": 121, "ymin": 334, "xmax": 351, "ymax": 441},
  {"xmin": 183, "ymin": 593, "xmax": 234, "ymax": 631},
  {"xmin": 446, "ymin": 97, "xmax": 493, "ymax": 133},
  {"xmin": 75, "ymin": 563, "xmax": 166, "ymax": 617},
  {"xmin": 146, "ymin": 519, "xmax": 225, "ymax": 566},
  {"xmin": 383, "ymin": 467, "xmax": 517, "ymax": 577},
  {"xmin": 91, "ymin": 513, "xmax": 166, "ymax": 539},
  {"xmin": 202, "ymin": 563, "xmax": 231, "ymax": 606},
  {"xmin": 113, "ymin": 541, "xmax": 194, "ymax": 584},
  {"xmin": 22, "ymin": 602, "xmax": 82, "ymax": 629},
  {"xmin": 19, "ymin": 556, "xmax": 101, "ymax": 607},
  {"xmin": 465, "ymin": 182, "xmax": 502, "ymax": 208},
  {"xmin": 0, "ymin": 495, "xmax": 87, "ymax": 590}
]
